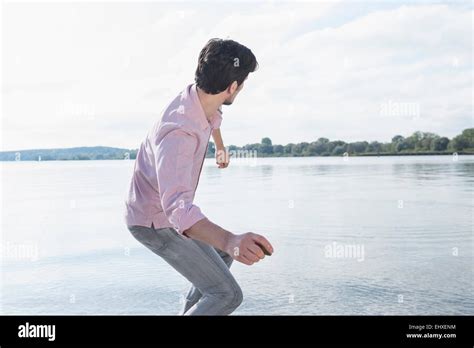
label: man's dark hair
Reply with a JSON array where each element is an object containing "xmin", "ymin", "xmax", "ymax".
[{"xmin": 195, "ymin": 38, "xmax": 258, "ymax": 95}]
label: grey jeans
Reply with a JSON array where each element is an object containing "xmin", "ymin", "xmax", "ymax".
[{"xmin": 127, "ymin": 224, "xmax": 243, "ymax": 315}]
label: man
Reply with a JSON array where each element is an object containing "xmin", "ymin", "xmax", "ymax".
[{"xmin": 124, "ymin": 38, "xmax": 274, "ymax": 315}]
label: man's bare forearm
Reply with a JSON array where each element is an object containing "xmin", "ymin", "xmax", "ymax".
[
  {"xmin": 183, "ymin": 218, "xmax": 234, "ymax": 252},
  {"xmin": 183, "ymin": 218, "xmax": 274, "ymax": 266},
  {"xmin": 211, "ymin": 128, "xmax": 225, "ymax": 149}
]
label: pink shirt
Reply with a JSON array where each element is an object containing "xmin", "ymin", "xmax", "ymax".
[{"xmin": 124, "ymin": 83, "xmax": 223, "ymax": 235}]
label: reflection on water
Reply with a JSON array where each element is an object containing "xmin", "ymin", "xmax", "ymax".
[{"xmin": 1, "ymin": 156, "xmax": 473, "ymax": 314}]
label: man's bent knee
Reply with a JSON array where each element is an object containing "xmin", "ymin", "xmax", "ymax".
[{"xmin": 218, "ymin": 284, "xmax": 243, "ymax": 314}]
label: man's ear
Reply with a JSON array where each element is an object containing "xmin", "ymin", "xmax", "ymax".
[{"xmin": 227, "ymin": 81, "xmax": 238, "ymax": 94}]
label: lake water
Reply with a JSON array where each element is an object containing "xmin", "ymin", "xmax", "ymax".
[{"xmin": 1, "ymin": 156, "xmax": 473, "ymax": 315}]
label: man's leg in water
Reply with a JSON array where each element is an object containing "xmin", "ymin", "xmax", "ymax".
[
  {"xmin": 128, "ymin": 225, "xmax": 242, "ymax": 315},
  {"xmin": 179, "ymin": 247, "xmax": 233, "ymax": 314}
]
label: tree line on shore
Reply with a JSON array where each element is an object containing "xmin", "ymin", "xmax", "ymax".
[
  {"xmin": 207, "ymin": 128, "xmax": 474, "ymax": 157},
  {"xmin": 0, "ymin": 128, "xmax": 472, "ymax": 161}
]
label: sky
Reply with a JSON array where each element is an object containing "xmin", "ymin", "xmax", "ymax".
[{"xmin": 1, "ymin": 0, "xmax": 472, "ymax": 151}]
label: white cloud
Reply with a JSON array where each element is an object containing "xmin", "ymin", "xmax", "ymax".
[{"xmin": 1, "ymin": 1, "xmax": 472, "ymax": 151}]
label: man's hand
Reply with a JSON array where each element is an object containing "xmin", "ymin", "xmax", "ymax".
[
  {"xmin": 224, "ymin": 233, "xmax": 274, "ymax": 266},
  {"xmin": 184, "ymin": 219, "xmax": 274, "ymax": 266},
  {"xmin": 216, "ymin": 148, "xmax": 230, "ymax": 169}
]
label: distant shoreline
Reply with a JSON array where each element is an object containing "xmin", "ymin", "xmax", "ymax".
[
  {"xmin": 1, "ymin": 150, "xmax": 473, "ymax": 162},
  {"xmin": 1, "ymin": 128, "xmax": 473, "ymax": 161},
  {"xmin": 338, "ymin": 151, "xmax": 474, "ymax": 157}
]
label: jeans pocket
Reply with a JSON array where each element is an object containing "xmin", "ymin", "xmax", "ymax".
[{"xmin": 129, "ymin": 225, "xmax": 168, "ymax": 253}]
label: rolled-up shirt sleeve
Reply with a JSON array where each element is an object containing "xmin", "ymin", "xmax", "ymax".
[{"xmin": 154, "ymin": 129, "xmax": 206, "ymax": 235}]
